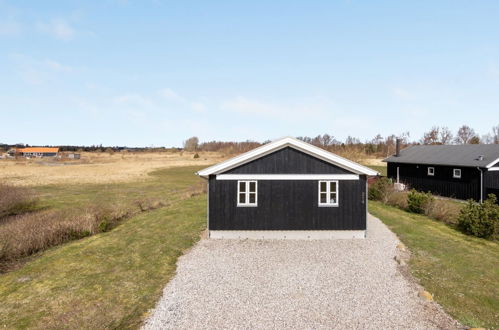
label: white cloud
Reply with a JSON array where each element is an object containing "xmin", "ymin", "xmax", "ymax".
[
  {"xmin": 222, "ymin": 97, "xmax": 279, "ymax": 116},
  {"xmin": 221, "ymin": 96, "xmax": 332, "ymax": 120},
  {"xmin": 37, "ymin": 19, "xmax": 75, "ymax": 41},
  {"xmin": 158, "ymin": 88, "xmax": 183, "ymax": 102},
  {"xmin": 45, "ymin": 59, "xmax": 73, "ymax": 72},
  {"xmin": 190, "ymin": 102, "xmax": 206, "ymax": 112}
]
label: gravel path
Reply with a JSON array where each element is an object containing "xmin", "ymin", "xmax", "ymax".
[{"xmin": 143, "ymin": 215, "xmax": 461, "ymax": 330}]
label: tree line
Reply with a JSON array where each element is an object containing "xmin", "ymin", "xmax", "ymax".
[{"xmin": 183, "ymin": 124, "xmax": 499, "ymax": 158}]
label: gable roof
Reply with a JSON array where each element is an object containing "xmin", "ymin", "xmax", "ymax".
[
  {"xmin": 197, "ymin": 137, "xmax": 378, "ymax": 178},
  {"xmin": 18, "ymin": 147, "xmax": 59, "ymax": 153},
  {"xmin": 384, "ymin": 144, "xmax": 499, "ymax": 168}
]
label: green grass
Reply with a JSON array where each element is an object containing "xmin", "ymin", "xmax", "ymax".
[
  {"xmin": 364, "ymin": 164, "xmax": 387, "ymax": 176},
  {"xmin": 369, "ymin": 201, "xmax": 499, "ymax": 329},
  {"xmin": 0, "ymin": 193, "xmax": 206, "ymax": 329},
  {"xmin": 33, "ymin": 166, "xmax": 205, "ymax": 210},
  {"xmin": 0, "ymin": 165, "xmax": 210, "ymax": 329}
]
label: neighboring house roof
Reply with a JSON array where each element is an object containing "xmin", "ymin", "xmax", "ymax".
[
  {"xmin": 197, "ymin": 137, "xmax": 379, "ymax": 178},
  {"xmin": 18, "ymin": 147, "xmax": 59, "ymax": 153},
  {"xmin": 384, "ymin": 144, "xmax": 499, "ymax": 168}
]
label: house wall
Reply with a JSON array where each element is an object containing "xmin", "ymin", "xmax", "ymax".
[
  {"xmin": 485, "ymin": 171, "xmax": 499, "ymax": 202},
  {"xmin": 387, "ymin": 162, "xmax": 481, "ymax": 201},
  {"xmin": 208, "ymin": 176, "xmax": 366, "ymax": 231}
]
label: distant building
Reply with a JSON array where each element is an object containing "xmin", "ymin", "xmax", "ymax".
[
  {"xmin": 384, "ymin": 142, "xmax": 499, "ymax": 202},
  {"xmin": 18, "ymin": 147, "xmax": 59, "ymax": 158}
]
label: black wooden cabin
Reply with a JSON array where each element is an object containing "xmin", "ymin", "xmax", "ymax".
[
  {"xmin": 384, "ymin": 144, "xmax": 499, "ymax": 202},
  {"xmin": 197, "ymin": 137, "xmax": 378, "ymax": 239}
]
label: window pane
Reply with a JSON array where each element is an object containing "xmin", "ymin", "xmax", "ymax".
[
  {"xmin": 320, "ymin": 181, "xmax": 327, "ymax": 192},
  {"xmin": 239, "ymin": 193, "xmax": 245, "ymax": 204},
  {"xmin": 239, "ymin": 181, "xmax": 246, "ymax": 192},
  {"xmin": 330, "ymin": 193, "xmax": 337, "ymax": 204},
  {"xmin": 249, "ymin": 181, "xmax": 256, "ymax": 192},
  {"xmin": 249, "ymin": 193, "xmax": 256, "ymax": 204},
  {"xmin": 320, "ymin": 193, "xmax": 327, "ymax": 204},
  {"xmin": 330, "ymin": 181, "xmax": 337, "ymax": 192}
]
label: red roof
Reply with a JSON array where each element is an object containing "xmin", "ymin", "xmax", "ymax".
[{"xmin": 18, "ymin": 147, "xmax": 59, "ymax": 153}]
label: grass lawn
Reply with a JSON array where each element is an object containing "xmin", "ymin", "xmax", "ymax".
[
  {"xmin": 369, "ymin": 201, "xmax": 499, "ymax": 329},
  {"xmin": 33, "ymin": 165, "xmax": 205, "ymax": 210},
  {"xmin": 0, "ymin": 193, "xmax": 206, "ymax": 329},
  {"xmin": 364, "ymin": 164, "xmax": 387, "ymax": 176}
]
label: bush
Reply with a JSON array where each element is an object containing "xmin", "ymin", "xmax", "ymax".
[
  {"xmin": 193, "ymin": 153, "xmax": 200, "ymax": 159},
  {"xmin": 407, "ymin": 189, "xmax": 434, "ymax": 214},
  {"xmin": 368, "ymin": 177, "xmax": 391, "ymax": 202},
  {"xmin": 425, "ymin": 198, "xmax": 462, "ymax": 225},
  {"xmin": 0, "ymin": 184, "xmax": 38, "ymax": 219},
  {"xmin": 457, "ymin": 194, "xmax": 499, "ymax": 239},
  {"xmin": 386, "ymin": 191, "xmax": 409, "ymax": 210}
]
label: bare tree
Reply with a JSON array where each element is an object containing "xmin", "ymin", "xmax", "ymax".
[
  {"xmin": 454, "ymin": 125, "xmax": 477, "ymax": 144},
  {"xmin": 421, "ymin": 126, "xmax": 440, "ymax": 145},
  {"xmin": 439, "ymin": 127, "xmax": 453, "ymax": 144},
  {"xmin": 183, "ymin": 136, "xmax": 199, "ymax": 151},
  {"xmin": 321, "ymin": 134, "xmax": 333, "ymax": 147},
  {"xmin": 492, "ymin": 125, "xmax": 499, "ymax": 144}
]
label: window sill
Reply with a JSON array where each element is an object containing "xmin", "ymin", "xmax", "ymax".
[
  {"xmin": 237, "ymin": 204, "xmax": 258, "ymax": 207},
  {"xmin": 318, "ymin": 204, "xmax": 339, "ymax": 207}
]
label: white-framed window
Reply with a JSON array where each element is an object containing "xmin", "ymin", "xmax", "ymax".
[
  {"xmin": 453, "ymin": 168, "xmax": 461, "ymax": 179},
  {"xmin": 427, "ymin": 167, "xmax": 435, "ymax": 176},
  {"xmin": 318, "ymin": 180, "xmax": 339, "ymax": 207},
  {"xmin": 237, "ymin": 180, "xmax": 257, "ymax": 207}
]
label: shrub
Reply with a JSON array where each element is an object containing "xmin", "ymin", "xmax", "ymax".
[
  {"xmin": 368, "ymin": 177, "xmax": 391, "ymax": 202},
  {"xmin": 457, "ymin": 194, "xmax": 499, "ymax": 239},
  {"xmin": 0, "ymin": 184, "xmax": 38, "ymax": 219},
  {"xmin": 193, "ymin": 153, "xmax": 200, "ymax": 159},
  {"xmin": 386, "ymin": 191, "xmax": 409, "ymax": 210},
  {"xmin": 425, "ymin": 198, "xmax": 462, "ymax": 225},
  {"xmin": 407, "ymin": 189, "xmax": 434, "ymax": 214}
]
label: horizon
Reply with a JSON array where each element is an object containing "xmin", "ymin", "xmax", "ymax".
[{"xmin": 1, "ymin": 1, "xmax": 499, "ymax": 147}]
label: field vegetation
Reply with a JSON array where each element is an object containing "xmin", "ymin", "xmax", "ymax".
[
  {"xmin": 0, "ymin": 151, "xmax": 220, "ymax": 271},
  {"xmin": 369, "ymin": 201, "xmax": 499, "ymax": 329},
  {"xmin": 0, "ymin": 153, "xmax": 211, "ymax": 328},
  {"xmin": 0, "ymin": 150, "xmax": 222, "ymax": 186}
]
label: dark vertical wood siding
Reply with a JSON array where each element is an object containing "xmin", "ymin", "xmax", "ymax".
[
  {"xmin": 387, "ymin": 162, "xmax": 481, "ymax": 201},
  {"xmin": 209, "ymin": 175, "xmax": 366, "ymax": 230},
  {"xmin": 226, "ymin": 147, "xmax": 352, "ymax": 174},
  {"xmin": 485, "ymin": 171, "xmax": 499, "ymax": 189}
]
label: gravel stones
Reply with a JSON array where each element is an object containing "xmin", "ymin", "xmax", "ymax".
[{"xmin": 143, "ymin": 214, "xmax": 461, "ymax": 330}]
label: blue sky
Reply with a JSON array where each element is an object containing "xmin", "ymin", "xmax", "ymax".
[{"xmin": 1, "ymin": 0, "xmax": 498, "ymax": 147}]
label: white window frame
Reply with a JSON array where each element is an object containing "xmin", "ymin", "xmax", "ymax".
[
  {"xmin": 237, "ymin": 180, "xmax": 258, "ymax": 207},
  {"xmin": 427, "ymin": 167, "xmax": 435, "ymax": 176},
  {"xmin": 453, "ymin": 168, "xmax": 461, "ymax": 179},
  {"xmin": 318, "ymin": 180, "xmax": 339, "ymax": 207}
]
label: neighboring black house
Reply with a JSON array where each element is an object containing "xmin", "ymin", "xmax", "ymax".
[
  {"xmin": 384, "ymin": 143, "xmax": 499, "ymax": 202},
  {"xmin": 197, "ymin": 137, "xmax": 378, "ymax": 239}
]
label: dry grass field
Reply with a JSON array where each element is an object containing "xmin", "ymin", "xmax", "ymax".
[{"xmin": 0, "ymin": 151, "xmax": 225, "ymax": 186}]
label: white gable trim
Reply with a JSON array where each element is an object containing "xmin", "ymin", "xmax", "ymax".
[
  {"xmin": 197, "ymin": 137, "xmax": 378, "ymax": 178},
  {"xmin": 216, "ymin": 174, "xmax": 359, "ymax": 180},
  {"xmin": 488, "ymin": 167, "xmax": 499, "ymax": 171},
  {"xmin": 486, "ymin": 157, "xmax": 499, "ymax": 168}
]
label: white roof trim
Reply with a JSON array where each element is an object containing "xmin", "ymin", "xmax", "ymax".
[
  {"xmin": 216, "ymin": 174, "xmax": 360, "ymax": 180},
  {"xmin": 197, "ymin": 137, "xmax": 379, "ymax": 178},
  {"xmin": 486, "ymin": 157, "xmax": 499, "ymax": 168}
]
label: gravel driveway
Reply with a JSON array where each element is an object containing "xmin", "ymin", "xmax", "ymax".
[{"xmin": 143, "ymin": 215, "xmax": 461, "ymax": 330}]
